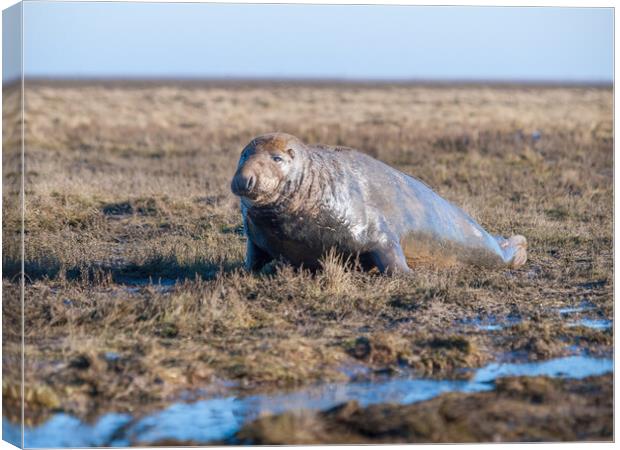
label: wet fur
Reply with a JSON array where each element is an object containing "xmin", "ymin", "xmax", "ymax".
[{"xmin": 232, "ymin": 133, "xmax": 527, "ymax": 274}]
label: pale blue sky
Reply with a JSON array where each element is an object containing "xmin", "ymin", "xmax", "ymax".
[
  {"xmin": 4, "ymin": 2, "xmax": 615, "ymax": 82},
  {"xmin": 2, "ymin": 2, "xmax": 21, "ymax": 83}
]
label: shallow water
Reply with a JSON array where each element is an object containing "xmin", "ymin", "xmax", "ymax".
[
  {"xmin": 558, "ymin": 300, "xmax": 596, "ymax": 315},
  {"xmin": 460, "ymin": 304, "xmax": 612, "ymax": 332},
  {"xmin": 3, "ymin": 355, "xmax": 612, "ymax": 447},
  {"xmin": 568, "ymin": 318, "xmax": 613, "ymax": 330},
  {"xmin": 459, "ymin": 315, "xmax": 521, "ymax": 331},
  {"xmin": 555, "ymin": 300, "xmax": 611, "ymax": 330}
]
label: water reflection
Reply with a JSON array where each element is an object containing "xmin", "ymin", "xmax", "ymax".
[
  {"xmin": 567, "ymin": 318, "xmax": 612, "ymax": 330},
  {"xmin": 127, "ymin": 398, "xmax": 243, "ymax": 445},
  {"xmin": 6, "ymin": 355, "xmax": 613, "ymax": 447},
  {"xmin": 4, "ymin": 413, "xmax": 132, "ymax": 448}
]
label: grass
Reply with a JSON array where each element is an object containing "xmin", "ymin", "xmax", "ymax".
[{"xmin": 2, "ymin": 81, "xmax": 613, "ymax": 427}]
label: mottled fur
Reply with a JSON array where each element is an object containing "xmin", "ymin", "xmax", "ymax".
[{"xmin": 231, "ymin": 133, "xmax": 527, "ymax": 274}]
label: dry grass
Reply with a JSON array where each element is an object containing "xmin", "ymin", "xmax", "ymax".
[{"xmin": 2, "ymin": 81, "xmax": 613, "ymax": 423}]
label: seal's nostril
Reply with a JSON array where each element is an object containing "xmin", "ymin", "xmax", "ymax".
[{"xmin": 246, "ymin": 175, "xmax": 256, "ymax": 192}]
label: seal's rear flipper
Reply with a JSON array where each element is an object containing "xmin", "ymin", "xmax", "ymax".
[{"xmin": 497, "ymin": 234, "xmax": 527, "ymax": 268}]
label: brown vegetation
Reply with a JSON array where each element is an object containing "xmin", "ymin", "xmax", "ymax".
[{"xmin": 2, "ymin": 81, "xmax": 613, "ymax": 439}]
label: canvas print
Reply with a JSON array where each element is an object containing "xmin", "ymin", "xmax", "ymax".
[{"xmin": 2, "ymin": 1, "xmax": 613, "ymax": 447}]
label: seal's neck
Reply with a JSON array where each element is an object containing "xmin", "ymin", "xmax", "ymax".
[
  {"xmin": 244, "ymin": 150, "xmax": 341, "ymax": 217},
  {"xmin": 287, "ymin": 150, "xmax": 340, "ymax": 214}
]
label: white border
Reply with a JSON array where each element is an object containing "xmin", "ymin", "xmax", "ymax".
[{"xmin": 0, "ymin": 2, "xmax": 615, "ymax": 450}]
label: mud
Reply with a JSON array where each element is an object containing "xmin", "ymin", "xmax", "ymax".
[{"xmin": 237, "ymin": 374, "xmax": 613, "ymax": 444}]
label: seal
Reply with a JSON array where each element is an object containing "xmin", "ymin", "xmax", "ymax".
[{"xmin": 230, "ymin": 132, "xmax": 527, "ymax": 274}]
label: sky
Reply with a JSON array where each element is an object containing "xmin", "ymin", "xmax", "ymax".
[
  {"xmin": 2, "ymin": 2, "xmax": 614, "ymax": 82},
  {"xmin": 2, "ymin": 2, "xmax": 21, "ymax": 83}
]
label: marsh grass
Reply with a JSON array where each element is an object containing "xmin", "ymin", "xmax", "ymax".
[{"xmin": 2, "ymin": 81, "xmax": 612, "ymax": 423}]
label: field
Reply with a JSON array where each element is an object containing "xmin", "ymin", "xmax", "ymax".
[{"xmin": 2, "ymin": 81, "xmax": 613, "ymax": 444}]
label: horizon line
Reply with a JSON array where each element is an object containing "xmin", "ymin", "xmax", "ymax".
[{"xmin": 4, "ymin": 75, "xmax": 614, "ymax": 88}]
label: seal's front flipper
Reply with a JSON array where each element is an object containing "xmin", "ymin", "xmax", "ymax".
[
  {"xmin": 496, "ymin": 234, "xmax": 528, "ymax": 268},
  {"xmin": 367, "ymin": 242, "xmax": 411, "ymax": 275},
  {"xmin": 246, "ymin": 240, "xmax": 273, "ymax": 272}
]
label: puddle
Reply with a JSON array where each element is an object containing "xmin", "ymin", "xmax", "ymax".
[
  {"xmin": 459, "ymin": 314, "xmax": 521, "ymax": 331},
  {"xmin": 558, "ymin": 300, "xmax": 596, "ymax": 315},
  {"xmin": 3, "ymin": 414, "xmax": 133, "ymax": 448},
  {"xmin": 472, "ymin": 355, "xmax": 612, "ymax": 381},
  {"xmin": 568, "ymin": 318, "xmax": 612, "ymax": 330},
  {"xmin": 449, "ymin": 303, "xmax": 610, "ymax": 332},
  {"xmin": 6, "ymin": 355, "xmax": 612, "ymax": 447},
  {"xmin": 556, "ymin": 301, "xmax": 610, "ymax": 329}
]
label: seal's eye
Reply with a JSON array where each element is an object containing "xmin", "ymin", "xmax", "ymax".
[{"xmin": 272, "ymin": 155, "xmax": 284, "ymax": 163}]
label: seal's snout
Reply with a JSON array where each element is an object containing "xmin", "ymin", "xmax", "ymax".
[{"xmin": 231, "ymin": 170, "xmax": 256, "ymax": 197}]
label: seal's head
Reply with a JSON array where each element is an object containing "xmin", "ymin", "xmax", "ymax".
[{"xmin": 231, "ymin": 133, "xmax": 305, "ymax": 205}]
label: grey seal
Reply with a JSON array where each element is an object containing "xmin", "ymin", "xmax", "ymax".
[{"xmin": 230, "ymin": 133, "xmax": 527, "ymax": 274}]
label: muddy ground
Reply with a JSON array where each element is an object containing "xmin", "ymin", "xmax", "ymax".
[
  {"xmin": 2, "ymin": 81, "xmax": 613, "ymax": 442},
  {"xmin": 237, "ymin": 374, "xmax": 613, "ymax": 444}
]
